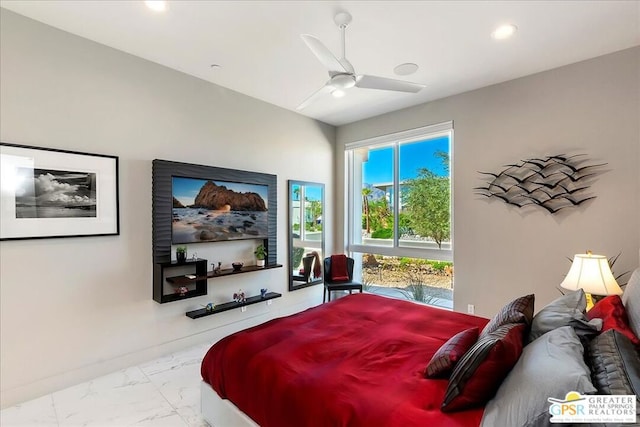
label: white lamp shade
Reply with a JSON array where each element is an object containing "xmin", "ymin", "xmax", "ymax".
[{"xmin": 560, "ymin": 254, "xmax": 623, "ymax": 296}]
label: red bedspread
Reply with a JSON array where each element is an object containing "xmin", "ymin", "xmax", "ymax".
[{"xmin": 202, "ymin": 293, "xmax": 489, "ymax": 427}]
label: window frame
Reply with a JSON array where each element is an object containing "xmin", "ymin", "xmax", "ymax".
[{"xmin": 345, "ymin": 121, "xmax": 453, "ymax": 262}]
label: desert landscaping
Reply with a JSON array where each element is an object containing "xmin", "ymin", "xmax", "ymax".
[{"xmin": 359, "ymin": 254, "xmax": 453, "ymax": 305}]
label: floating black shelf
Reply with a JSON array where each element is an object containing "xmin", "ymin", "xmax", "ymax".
[
  {"xmin": 166, "ymin": 263, "xmax": 282, "ymax": 286},
  {"xmin": 154, "ymin": 260, "xmax": 282, "ymax": 304},
  {"xmin": 153, "ymin": 258, "xmax": 208, "ymax": 304},
  {"xmin": 161, "ymin": 288, "xmax": 207, "ymax": 304},
  {"xmin": 155, "ymin": 258, "xmax": 207, "ymax": 268},
  {"xmin": 186, "ymin": 292, "xmax": 282, "ymax": 319}
]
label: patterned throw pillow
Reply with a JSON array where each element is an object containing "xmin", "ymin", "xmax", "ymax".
[
  {"xmin": 587, "ymin": 295, "xmax": 640, "ymax": 346},
  {"xmin": 425, "ymin": 327, "xmax": 479, "ymax": 378},
  {"xmin": 480, "ymin": 294, "xmax": 535, "ymax": 337},
  {"xmin": 442, "ymin": 323, "xmax": 526, "ymax": 412}
]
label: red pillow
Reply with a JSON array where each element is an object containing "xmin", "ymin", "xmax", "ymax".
[
  {"xmin": 587, "ymin": 295, "xmax": 640, "ymax": 346},
  {"xmin": 441, "ymin": 323, "xmax": 526, "ymax": 412},
  {"xmin": 425, "ymin": 327, "xmax": 479, "ymax": 378},
  {"xmin": 330, "ymin": 254, "xmax": 350, "ymax": 281}
]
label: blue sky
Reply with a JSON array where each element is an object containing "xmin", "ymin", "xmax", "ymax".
[
  {"xmin": 363, "ymin": 136, "xmax": 449, "ymax": 184},
  {"xmin": 172, "ymin": 177, "xmax": 268, "ymax": 207},
  {"xmin": 291, "ymin": 184, "xmax": 322, "ymax": 201}
]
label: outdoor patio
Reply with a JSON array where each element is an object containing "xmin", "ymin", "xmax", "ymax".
[
  {"xmin": 365, "ymin": 285, "xmax": 453, "ymax": 309},
  {"xmin": 359, "ymin": 255, "xmax": 454, "ymax": 309}
]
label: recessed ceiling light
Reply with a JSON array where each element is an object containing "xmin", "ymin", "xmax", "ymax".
[
  {"xmin": 394, "ymin": 63, "xmax": 419, "ymax": 76},
  {"xmin": 145, "ymin": 1, "xmax": 167, "ymax": 12},
  {"xmin": 491, "ymin": 24, "xmax": 517, "ymax": 40}
]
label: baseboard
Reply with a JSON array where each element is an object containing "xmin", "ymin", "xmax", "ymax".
[
  {"xmin": 1, "ymin": 311, "xmax": 274, "ymax": 409},
  {"xmin": 2, "ymin": 289, "xmax": 325, "ymax": 409}
]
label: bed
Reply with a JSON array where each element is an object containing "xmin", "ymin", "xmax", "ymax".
[{"xmin": 201, "ymin": 268, "xmax": 640, "ymax": 427}]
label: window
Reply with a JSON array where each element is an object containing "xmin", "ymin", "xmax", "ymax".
[{"xmin": 345, "ymin": 122, "xmax": 453, "ymax": 308}]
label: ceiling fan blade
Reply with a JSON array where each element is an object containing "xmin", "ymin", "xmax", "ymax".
[
  {"xmin": 296, "ymin": 84, "xmax": 334, "ymax": 110},
  {"xmin": 356, "ymin": 75, "xmax": 425, "ymax": 93},
  {"xmin": 301, "ymin": 34, "xmax": 347, "ymax": 74}
]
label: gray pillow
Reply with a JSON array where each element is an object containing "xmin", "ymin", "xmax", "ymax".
[
  {"xmin": 481, "ymin": 326, "xmax": 597, "ymax": 427},
  {"xmin": 528, "ymin": 289, "xmax": 602, "ymax": 343},
  {"xmin": 622, "ymin": 268, "xmax": 640, "ymax": 339}
]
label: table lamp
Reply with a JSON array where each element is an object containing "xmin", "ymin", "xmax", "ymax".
[{"xmin": 560, "ymin": 251, "xmax": 622, "ymax": 310}]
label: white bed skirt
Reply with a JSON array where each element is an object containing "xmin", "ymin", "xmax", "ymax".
[{"xmin": 201, "ymin": 381, "xmax": 259, "ymax": 427}]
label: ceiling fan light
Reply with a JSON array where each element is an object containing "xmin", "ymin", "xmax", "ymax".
[
  {"xmin": 332, "ymin": 89, "xmax": 345, "ymax": 98},
  {"xmin": 145, "ymin": 1, "xmax": 167, "ymax": 12},
  {"xmin": 331, "ymin": 74, "xmax": 356, "ymax": 90},
  {"xmin": 491, "ymin": 24, "xmax": 517, "ymax": 40}
]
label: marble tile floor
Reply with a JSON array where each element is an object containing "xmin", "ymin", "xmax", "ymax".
[{"xmin": 1, "ymin": 342, "xmax": 213, "ymax": 427}]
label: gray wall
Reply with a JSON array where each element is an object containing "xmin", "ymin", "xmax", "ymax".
[
  {"xmin": 0, "ymin": 10, "xmax": 334, "ymax": 407},
  {"xmin": 337, "ymin": 47, "xmax": 640, "ymax": 317}
]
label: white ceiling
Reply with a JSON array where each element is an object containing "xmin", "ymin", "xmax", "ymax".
[{"xmin": 1, "ymin": 1, "xmax": 639, "ymax": 126}]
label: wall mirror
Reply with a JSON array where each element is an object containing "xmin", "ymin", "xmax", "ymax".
[{"xmin": 288, "ymin": 180, "xmax": 325, "ymax": 291}]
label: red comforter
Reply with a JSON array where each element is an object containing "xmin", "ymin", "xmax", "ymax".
[{"xmin": 202, "ymin": 293, "xmax": 489, "ymax": 427}]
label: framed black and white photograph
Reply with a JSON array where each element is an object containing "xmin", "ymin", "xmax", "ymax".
[{"xmin": 0, "ymin": 143, "xmax": 119, "ymax": 240}]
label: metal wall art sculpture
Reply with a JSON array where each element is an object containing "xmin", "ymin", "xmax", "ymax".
[{"xmin": 474, "ymin": 154, "xmax": 606, "ymax": 214}]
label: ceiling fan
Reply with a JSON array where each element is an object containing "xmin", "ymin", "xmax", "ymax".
[{"xmin": 297, "ymin": 12, "xmax": 425, "ymax": 110}]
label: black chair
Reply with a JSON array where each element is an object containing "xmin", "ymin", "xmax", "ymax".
[{"xmin": 323, "ymin": 256, "xmax": 363, "ymax": 303}]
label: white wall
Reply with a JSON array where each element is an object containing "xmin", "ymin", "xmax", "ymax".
[
  {"xmin": 337, "ymin": 47, "xmax": 640, "ymax": 318},
  {"xmin": 0, "ymin": 10, "xmax": 335, "ymax": 408},
  {"xmin": 2, "ymin": 7, "xmax": 639, "ymax": 410}
]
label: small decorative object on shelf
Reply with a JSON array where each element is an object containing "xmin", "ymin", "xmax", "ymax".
[
  {"xmin": 205, "ymin": 302, "xmax": 215, "ymax": 312},
  {"xmin": 190, "ymin": 252, "xmax": 198, "ymax": 261},
  {"xmin": 260, "ymin": 288, "xmax": 268, "ymax": 298},
  {"xmin": 212, "ymin": 262, "xmax": 221, "ymax": 275},
  {"xmin": 232, "ymin": 262, "xmax": 244, "ymax": 272},
  {"xmin": 176, "ymin": 246, "xmax": 187, "ymax": 263},
  {"xmin": 233, "ymin": 289, "xmax": 246, "ymax": 303},
  {"xmin": 255, "ymin": 244, "xmax": 267, "ymax": 267},
  {"xmin": 177, "ymin": 286, "xmax": 188, "ymax": 296}
]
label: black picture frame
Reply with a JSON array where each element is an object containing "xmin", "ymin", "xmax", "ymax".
[{"xmin": 0, "ymin": 142, "xmax": 120, "ymax": 240}]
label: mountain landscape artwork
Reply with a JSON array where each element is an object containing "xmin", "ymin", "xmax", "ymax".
[
  {"xmin": 15, "ymin": 168, "xmax": 97, "ymax": 218},
  {"xmin": 172, "ymin": 176, "xmax": 268, "ymax": 243}
]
